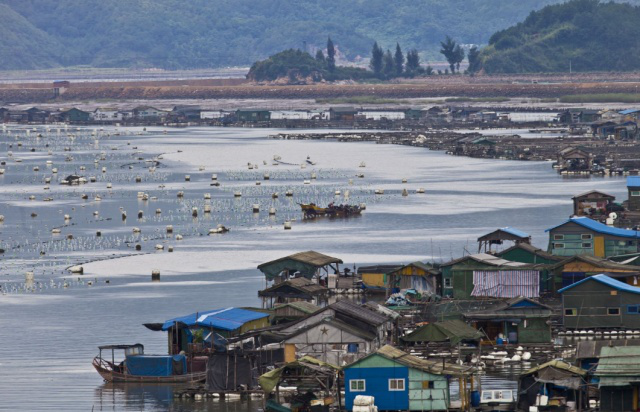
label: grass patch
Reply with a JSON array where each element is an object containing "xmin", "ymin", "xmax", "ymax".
[
  {"xmin": 315, "ymin": 96, "xmax": 410, "ymax": 105},
  {"xmin": 560, "ymin": 93, "xmax": 640, "ymax": 103}
]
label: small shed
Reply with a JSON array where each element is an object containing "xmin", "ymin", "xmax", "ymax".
[
  {"xmin": 358, "ymin": 264, "xmax": 402, "ymax": 292},
  {"xmin": 572, "ymin": 190, "xmax": 616, "ymax": 217},
  {"xmin": 463, "ymin": 296, "xmax": 552, "ymax": 344},
  {"xmin": 236, "ymin": 109, "xmax": 271, "ymax": 122},
  {"xmin": 386, "ymin": 262, "xmax": 440, "ymax": 296},
  {"xmin": 477, "ymin": 227, "xmax": 531, "ymax": 252},
  {"xmin": 559, "ymin": 274, "xmax": 640, "ymax": 329},
  {"xmin": 60, "ymin": 108, "xmax": 90, "ymax": 123},
  {"xmin": 329, "ymin": 107, "xmax": 357, "ymax": 121},
  {"xmin": 628, "ymin": 176, "xmax": 640, "ymax": 211},
  {"xmin": 271, "ymin": 301, "xmax": 320, "ymax": 324},
  {"xmin": 595, "ymin": 346, "xmax": 640, "ymax": 412},
  {"xmin": 258, "ymin": 277, "xmax": 329, "ymax": 307},
  {"xmin": 343, "ymin": 345, "xmax": 474, "ymax": 411},
  {"xmin": 557, "ymin": 147, "xmax": 592, "ymax": 171},
  {"xmin": 257, "ymin": 251, "xmax": 343, "ymax": 283},
  {"xmin": 400, "ymin": 319, "xmax": 483, "ymax": 345},
  {"xmin": 517, "ymin": 360, "xmax": 588, "ymax": 412},
  {"xmin": 158, "ymin": 307, "xmax": 270, "ymax": 353},
  {"xmin": 549, "ymin": 254, "xmax": 640, "ymax": 289}
]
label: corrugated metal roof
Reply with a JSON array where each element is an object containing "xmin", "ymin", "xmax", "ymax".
[
  {"xmin": 285, "ymin": 317, "xmax": 377, "ymax": 342},
  {"xmin": 501, "ymin": 227, "xmax": 530, "ymax": 238},
  {"xmin": 330, "ymin": 299, "xmax": 390, "ymax": 326},
  {"xmin": 550, "ymin": 254, "xmax": 640, "ymax": 272},
  {"xmin": 545, "ymin": 216, "xmax": 640, "ymax": 239},
  {"xmin": 497, "ymin": 243, "xmax": 564, "ymax": 262},
  {"xmin": 596, "ymin": 346, "xmax": 640, "ymax": 378},
  {"xmin": 370, "ymin": 345, "xmax": 473, "ymax": 377},
  {"xmin": 401, "ymin": 320, "xmax": 483, "ymax": 344},
  {"xmin": 576, "ymin": 339, "xmax": 640, "ymax": 360},
  {"xmin": 558, "ymin": 274, "xmax": 640, "ymax": 295},
  {"xmin": 258, "ymin": 251, "xmax": 343, "ymax": 268},
  {"xmin": 572, "ymin": 190, "xmax": 616, "ymax": 200},
  {"xmin": 441, "ymin": 253, "xmax": 532, "ymax": 268},
  {"xmin": 161, "ymin": 307, "xmax": 268, "ymax": 331},
  {"xmin": 523, "ymin": 360, "xmax": 587, "ymax": 377},
  {"xmin": 628, "ymin": 176, "xmax": 640, "ymax": 188},
  {"xmin": 620, "ymin": 109, "xmax": 640, "ymax": 115},
  {"xmin": 275, "ymin": 301, "xmax": 320, "ymax": 314},
  {"xmin": 259, "ymin": 277, "xmax": 328, "ymax": 296}
]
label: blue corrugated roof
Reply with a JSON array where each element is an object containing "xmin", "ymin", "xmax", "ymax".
[
  {"xmin": 501, "ymin": 227, "xmax": 530, "ymax": 239},
  {"xmin": 161, "ymin": 307, "xmax": 268, "ymax": 331},
  {"xmin": 545, "ymin": 216, "xmax": 640, "ymax": 239},
  {"xmin": 620, "ymin": 109, "xmax": 640, "ymax": 115},
  {"xmin": 628, "ymin": 176, "xmax": 640, "ymax": 187},
  {"xmin": 558, "ymin": 274, "xmax": 640, "ymax": 295}
]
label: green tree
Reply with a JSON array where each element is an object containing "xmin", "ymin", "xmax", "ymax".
[
  {"xmin": 315, "ymin": 49, "xmax": 325, "ymax": 64},
  {"xmin": 405, "ymin": 49, "xmax": 420, "ymax": 76},
  {"xmin": 394, "ymin": 43, "xmax": 404, "ymax": 76},
  {"xmin": 454, "ymin": 44, "xmax": 465, "ymax": 73},
  {"xmin": 467, "ymin": 46, "xmax": 481, "ymax": 73},
  {"xmin": 326, "ymin": 37, "xmax": 336, "ymax": 71},
  {"xmin": 440, "ymin": 35, "xmax": 458, "ymax": 73},
  {"xmin": 383, "ymin": 49, "xmax": 394, "ymax": 77},
  {"xmin": 425, "ymin": 65, "xmax": 434, "ymax": 75},
  {"xmin": 370, "ymin": 42, "xmax": 383, "ymax": 76}
]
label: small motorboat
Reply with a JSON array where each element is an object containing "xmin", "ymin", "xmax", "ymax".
[
  {"xmin": 92, "ymin": 344, "xmax": 206, "ymax": 383},
  {"xmin": 306, "ymin": 156, "xmax": 316, "ymax": 165}
]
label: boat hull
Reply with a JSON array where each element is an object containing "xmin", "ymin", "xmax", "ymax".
[{"xmin": 93, "ymin": 357, "xmax": 206, "ymax": 384}]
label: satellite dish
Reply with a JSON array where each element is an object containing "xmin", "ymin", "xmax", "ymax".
[{"xmin": 609, "ymin": 212, "xmax": 618, "ymax": 220}]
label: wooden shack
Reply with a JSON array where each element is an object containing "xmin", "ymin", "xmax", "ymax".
[
  {"xmin": 559, "ymin": 274, "xmax": 640, "ymax": 329},
  {"xmin": 463, "ymin": 296, "xmax": 553, "ymax": 344},
  {"xmin": 358, "ymin": 264, "xmax": 402, "ymax": 292},
  {"xmin": 440, "ymin": 253, "xmax": 543, "ymax": 299},
  {"xmin": 549, "ymin": 254, "xmax": 640, "ymax": 289},
  {"xmin": 385, "ymin": 262, "xmax": 439, "ymax": 297},
  {"xmin": 270, "ymin": 301, "xmax": 320, "ymax": 324},
  {"xmin": 557, "ymin": 147, "xmax": 592, "ymax": 171},
  {"xmin": 572, "ymin": 190, "xmax": 616, "ymax": 217},
  {"xmin": 477, "ymin": 227, "xmax": 531, "ymax": 253},
  {"xmin": 595, "ymin": 346, "xmax": 640, "ymax": 412},
  {"xmin": 546, "ymin": 216, "xmax": 640, "ymax": 258},
  {"xmin": 628, "ymin": 176, "xmax": 640, "ymax": 211},
  {"xmin": 343, "ymin": 345, "xmax": 474, "ymax": 411},
  {"xmin": 258, "ymin": 277, "xmax": 329, "ymax": 308},
  {"xmin": 257, "ymin": 250, "xmax": 343, "ymax": 285}
]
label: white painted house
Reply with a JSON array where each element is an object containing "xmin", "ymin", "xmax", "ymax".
[
  {"xmin": 356, "ymin": 110, "xmax": 405, "ymax": 120},
  {"xmin": 133, "ymin": 106, "xmax": 167, "ymax": 119},
  {"xmin": 92, "ymin": 108, "xmax": 123, "ymax": 122},
  {"xmin": 200, "ymin": 110, "xmax": 228, "ymax": 120},
  {"xmin": 270, "ymin": 110, "xmax": 312, "ymax": 120}
]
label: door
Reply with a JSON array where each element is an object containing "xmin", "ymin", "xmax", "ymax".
[{"xmin": 594, "ymin": 236, "xmax": 605, "ymax": 257}]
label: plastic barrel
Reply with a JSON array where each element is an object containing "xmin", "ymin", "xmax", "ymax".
[{"xmin": 471, "ymin": 391, "xmax": 481, "ymax": 407}]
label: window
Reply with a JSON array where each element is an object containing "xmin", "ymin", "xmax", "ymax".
[
  {"xmin": 608, "ymin": 308, "xmax": 620, "ymax": 316},
  {"xmin": 389, "ymin": 379, "xmax": 405, "ymax": 391},
  {"xmin": 350, "ymin": 379, "xmax": 365, "ymax": 392},
  {"xmin": 565, "ymin": 308, "xmax": 577, "ymax": 316},
  {"xmin": 422, "ymin": 380, "xmax": 435, "ymax": 389},
  {"xmin": 554, "ymin": 243, "xmax": 565, "ymax": 249},
  {"xmin": 582, "ymin": 242, "xmax": 592, "ymax": 248},
  {"xmin": 553, "ymin": 234, "xmax": 565, "ymax": 240},
  {"xmin": 444, "ymin": 278, "xmax": 452, "ymax": 288},
  {"xmin": 628, "ymin": 305, "xmax": 639, "ymax": 314},
  {"xmin": 631, "ymin": 191, "xmax": 640, "ymax": 196},
  {"xmin": 581, "ymin": 234, "xmax": 593, "ymax": 240}
]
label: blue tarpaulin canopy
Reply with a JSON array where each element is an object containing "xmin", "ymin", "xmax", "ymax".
[
  {"xmin": 125, "ymin": 354, "xmax": 186, "ymax": 376},
  {"xmin": 161, "ymin": 307, "xmax": 268, "ymax": 331}
]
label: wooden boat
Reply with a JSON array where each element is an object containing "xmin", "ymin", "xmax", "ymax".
[
  {"xmin": 299, "ymin": 203, "xmax": 363, "ymax": 218},
  {"xmin": 93, "ymin": 344, "xmax": 207, "ymax": 384}
]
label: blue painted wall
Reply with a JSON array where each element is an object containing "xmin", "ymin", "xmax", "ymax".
[{"xmin": 344, "ymin": 366, "xmax": 409, "ymax": 411}]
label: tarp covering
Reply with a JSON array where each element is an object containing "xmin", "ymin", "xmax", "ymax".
[
  {"xmin": 471, "ymin": 270, "xmax": 540, "ymax": 298},
  {"xmin": 125, "ymin": 354, "xmax": 186, "ymax": 377},
  {"xmin": 258, "ymin": 251, "xmax": 342, "ymax": 280},
  {"xmin": 401, "ymin": 319, "xmax": 483, "ymax": 344},
  {"xmin": 161, "ymin": 307, "xmax": 268, "ymax": 331},
  {"xmin": 206, "ymin": 353, "xmax": 255, "ymax": 391},
  {"xmin": 596, "ymin": 346, "xmax": 640, "ymax": 387},
  {"xmin": 258, "ymin": 356, "xmax": 341, "ymax": 394}
]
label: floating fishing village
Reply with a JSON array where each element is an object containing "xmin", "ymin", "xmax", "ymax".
[
  {"xmin": 7, "ymin": 1, "xmax": 640, "ymax": 410},
  {"xmin": 3, "ymin": 99, "xmax": 640, "ymax": 412}
]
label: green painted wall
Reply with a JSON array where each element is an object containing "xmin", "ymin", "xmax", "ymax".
[
  {"xmin": 408, "ymin": 369, "xmax": 449, "ymax": 411},
  {"xmin": 441, "ymin": 266, "xmax": 453, "ymax": 298},
  {"xmin": 517, "ymin": 317, "xmax": 551, "ymax": 343},
  {"xmin": 349, "ymin": 354, "xmax": 398, "ymax": 369}
]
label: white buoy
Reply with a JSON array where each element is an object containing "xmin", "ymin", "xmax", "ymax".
[
  {"xmin": 204, "ymin": 205, "xmax": 212, "ymax": 213},
  {"xmin": 156, "ymin": 208, "xmax": 162, "ymax": 214},
  {"xmin": 252, "ymin": 204, "xmax": 260, "ymax": 213},
  {"xmin": 374, "ymin": 189, "xmax": 384, "ymax": 195},
  {"xmin": 191, "ymin": 207, "xmax": 198, "ymax": 217},
  {"xmin": 151, "ymin": 270, "xmax": 161, "ymax": 280},
  {"xmin": 234, "ymin": 191, "xmax": 242, "ymax": 197},
  {"xmin": 269, "ymin": 207, "xmax": 276, "ymax": 215},
  {"xmin": 360, "ymin": 203, "xmax": 366, "ymax": 210},
  {"xmin": 185, "ymin": 175, "xmax": 191, "ymax": 182},
  {"xmin": 25, "ymin": 272, "xmax": 35, "ymax": 281},
  {"xmin": 211, "ymin": 174, "xmax": 217, "ymax": 181},
  {"xmin": 284, "ymin": 221, "xmax": 292, "ymax": 230},
  {"xmin": 416, "ymin": 188, "xmax": 425, "ymax": 193},
  {"xmin": 155, "ymin": 244, "xmax": 164, "ymax": 250},
  {"xmin": 402, "ymin": 189, "xmax": 409, "ymax": 197},
  {"xmin": 69, "ymin": 265, "xmax": 84, "ymax": 274},
  {"xmin": 52, "ymin": 228, "xmax": 61, "ymax": 234},
  {"xmin": 204, "ymin": 193, "xmax": 211, "ymax": 200},
  {"xmin": 106, "ymin": 183, "xmax": 112, "ymax": 189},
  {"xmin": 175, "ymin": 234, "xmax": 183, "ymax": 240},
  {"xmin": 402, "ymin": 178, "xmax": 408, "ymax": 183},
  {"xmin": 133, "ymin": 227, "xmax": 141, "ymax": 233}
]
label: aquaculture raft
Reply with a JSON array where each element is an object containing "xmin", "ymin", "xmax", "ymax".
[{"xmin": 299, "ymin": 203, "xmax": 363, "ymax": 218}]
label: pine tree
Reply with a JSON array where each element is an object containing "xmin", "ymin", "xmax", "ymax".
[
  {"xmin": 405, "ymin": 49, "xmax": 420, "ymax": 76},
  {"xmin": 370, "ymin": 42, "xmax": 384, "ymax": 76},
  {"xmin": 315, "ymin": 49, "xmax": 325, "ymax": 64},
  {"xmin": 467, "ymin": 46, "xmax": 481, "ymax": 73},
  {"xmin": 326, "ymin": 37, "xmax": 336, "ymax": 72},
  {"xmin": 440, "ymin": 35, "xmax": 458, "ymax": 74},
  {"xmin": 383, "ymin": 49, "xmax": 394, "ymax": 77},
  {"xmin": 394, "ymin": 43, "xmax": 404, "ymax": 76}
]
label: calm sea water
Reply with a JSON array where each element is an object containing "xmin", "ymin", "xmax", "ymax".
[{"xmin": 0, "ymin": 126, "xmax": 628, "ymax": 411}]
